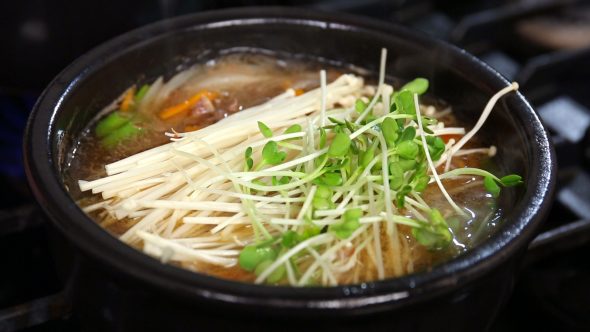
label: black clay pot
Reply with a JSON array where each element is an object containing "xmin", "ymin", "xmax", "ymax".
[{"xmin": 24, "ymin": 7, "xmax": 555, "ymax": 332}]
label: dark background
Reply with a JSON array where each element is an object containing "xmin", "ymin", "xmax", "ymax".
[{"xmin": 1, "ymin": 0, "xmax": 589, "ymax": 331}]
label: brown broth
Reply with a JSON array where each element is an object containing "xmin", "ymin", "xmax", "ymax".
[{"xmin": 66, "ymin": 53, "xmax": 502, "ymax": 285}]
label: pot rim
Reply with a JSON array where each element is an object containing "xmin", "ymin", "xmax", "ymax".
[{"xmin": 23, "ymin": 6, "xmax": 555, "ymax": 312}]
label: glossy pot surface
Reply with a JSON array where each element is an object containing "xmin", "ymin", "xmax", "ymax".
[{"xmin": 24, "ymin": 7, "xmax": 555, "ymax": 332}]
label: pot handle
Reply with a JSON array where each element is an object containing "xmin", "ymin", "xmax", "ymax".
[{"xmin": 525, "ymin": 219, "xmax": 590, "ymax": 265}]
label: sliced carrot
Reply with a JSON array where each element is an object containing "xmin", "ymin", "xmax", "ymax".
[
  {"xmin": 158, "ymin": 90, "xmax": 218, "ymax": 120},
  {"xmin": 120, "ymin": 86, "xmax": 136, "ymax": 112},
  {"xmin": 294, "ymin": 89, "xmax": 305, "ymax": 96}
]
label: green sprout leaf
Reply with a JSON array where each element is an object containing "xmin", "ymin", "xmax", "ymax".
[
  {"xmin": 258, "ymin": 121, "xmax": 273, "ymax": 138},
  {"xmin": 412, "ymin": 226, "xmax": 451, "ymax": 250},
  {"xmin": 355, "ymin": 99, "xmax": 367, "ymax": 114},
  {"xmin": 315, "ymin": 185, "xmax": 332, "ymax": 199},
  {"xmin": 413, "ymin": 174, "xmax": 429, "ymax": 192},
  {"xmin": 329, "ymin": 208, "xmax": 362, "ymax": 239},
  {"xmin": 281, "ymin": 230, "xmax": 300, "ymax": 248},
  {"xmin": 271, "ymin": 176, "xmax": 289, "ymax": 186},
  {"xmin": 312, "ymin": 185, "xmax": 335, "ymax": 210},
  {"xmin": 500, "ymin": 174, "xmax": 523, "ymax": 187},
  {"xmin": 484, "ymin": 176, "xmax": 501, "ymax": 198},
  {"xmin": 388, "ymin": 163, "xmax": 404, "ymax": 190},
  {"xmin": 395, "ymin": 90, "xmax": 416, "ymax": 115},
  {"xmin": 399, "ymin": 126, "xmax": 416, "ymax": 142},
  {"xmin": 328, "ymin": 117, "xmax": 344, "ymax": 125},
  {"xmin": 319, "ymin": 127, "xmax": 327, "ymax": 149},
  {"xmin": 313, "ymin": 197, "xmax": 332, "ymax": 210},
  {"xmin": 360, "ymin": 148, "xmax": 375, "ymax": 168},
  {"xmin": 328, "ymin": 133, "xmax": 351, "ymax": 157},
  {"xmin": 284, "ymin": 124, "xmax": 302, "ymax": 135},
  {"xmin": 319, "ymin": 172, "xmax": 343, "ymax": 186},
  {"xmin": 398, "ymin": 159, "xmax": 416, "ymax": 171},
  {"xmin": 411, "ymin": 209, "xmax": 452, "ymax": 250},
  {"xmin": 415, "ymin": 161, "xmax": 428, "ymax": 176},
  {"xmin": 426, "ymin": 136, "xmax": 445, "ymax": 149},
  {"xmin": 301, "ymin": 224, "xmax": 321, "ymax": 240},
  {"xmin": 255, "ymin": 259, "xmax": 285, "ymax": 283},
  {"xmin": 344, "ymin": 208, "xmax": 362, "ymax": 221},
  {"xmin": 397, "ymin": 141, "xmax": 419, "ymax": 159},
  {"xmin": 401, "ymin": 78, "xmax": 429, "ymax": 95},
  {"xmin": 279, "ymin": 176, "xmax": 290, "ymax": 185},
  {"xmin": 422, "ymin": 116, "xmax": 438, "ymax": 125},
  {"xmin": 262, "ymin": 141, "xmax": 287, "ymax": 165},
  {"xmin": 422, "ymin": 125, "xmax": 434, "ymax": 135},
  {"xmin": 426, "ymin": 136, "xmax": 445, "ymax": 161},
  {"xmin": 345, "ymin": 120, "xmax": 356, "ymax": 132},
  {"xmin": 381, "ymin": 117, "xmax": 399, "ymax": 147},
  {"xmin": 243, "ymin": 147, "xmax": 255, "ymax": 171},
  {"xmin": 395, "ymin": 185, "xmax": 412, "ymax": 208},
  {"xmin": 239, "ymin": 245, "xmax": 278, "ymax": 272},
  {"xmin": 349, "ymin": 139, "xmax": 359, "ymax": 155},
  {"xmin": 362, "ymin": 115, "xmax": 377, "ymax": 125}
]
